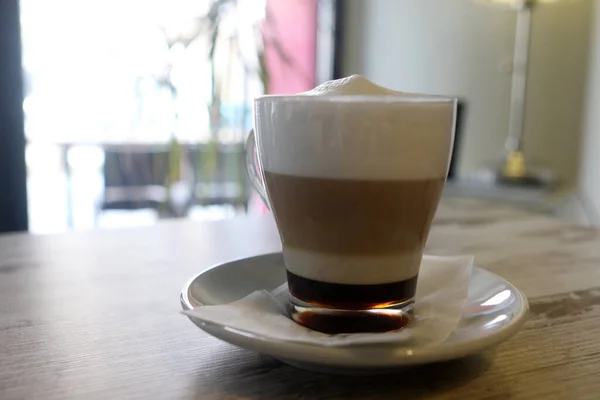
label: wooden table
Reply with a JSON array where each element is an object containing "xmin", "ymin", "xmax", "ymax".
[{"xmin": 2, "ymin": 198, "xmax": 600, "ymax": 399}]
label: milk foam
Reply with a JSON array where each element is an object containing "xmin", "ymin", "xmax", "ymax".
[
  {"xmin": 254, "ymin": 75, "xmax": 456, "ymax": 180},
  {"xmin": 299, "ymin": 74, "xmax": 406, "ymax": 96}
]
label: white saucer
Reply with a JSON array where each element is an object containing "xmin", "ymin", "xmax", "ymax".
[{"xmin": 181, "ymin": 252, "xmax": 528, "ymax": 373}]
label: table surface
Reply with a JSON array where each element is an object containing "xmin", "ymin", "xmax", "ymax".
[{"xmin": 2, "ymin": 198, "xmax": 600, "ymax": 399}]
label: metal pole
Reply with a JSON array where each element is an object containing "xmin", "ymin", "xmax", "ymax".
[
  {"xmin": 469, "ymin": 0, "xmax": 556, "ymax": 188},
  {"xmin": 505, "ymin": 0, "xmax": 533, "ymax": 153},
  {"xmin": 495, "ymin": 0, "xmax": 555, "ymax": 187}
]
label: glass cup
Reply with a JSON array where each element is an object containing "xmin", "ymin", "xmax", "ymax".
[{"xmin": 246, "ymin": 94, "xmax": 457, "ymax": 333}]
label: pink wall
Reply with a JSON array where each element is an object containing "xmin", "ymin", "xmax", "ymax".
[
  {"xmin": 264, "ymin": 0, "xmax": 317, "ymax": 94},
  {"xmin": 251, "ymin": 0, "xmax": 318, "ymax": 214}
]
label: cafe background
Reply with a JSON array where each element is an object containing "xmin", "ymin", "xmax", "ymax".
[{"xmin": 2, "ymin": 0, "xmax": 600, "ymax": 234}]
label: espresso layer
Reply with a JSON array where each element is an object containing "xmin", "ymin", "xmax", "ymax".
[
  {"xmin": 287, "ymin": 270, "xmax": 418, "ymax": 310},
  {"xmin": 265, "ymin": 173, "xmax": 444, "ymax": 255}
]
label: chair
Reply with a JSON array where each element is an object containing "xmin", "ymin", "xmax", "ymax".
[
  {"xmin": 98, "ymin": 146, "xmax": 172, "ymax": 215},
  {"xmin": 191, "ymin": 142, "xmax": 250, "ymax": 212}
]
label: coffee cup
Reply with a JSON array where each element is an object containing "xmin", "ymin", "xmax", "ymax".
[{"xmin": 246, "ymin": 76, "xmax": 457, "ymax": 333}]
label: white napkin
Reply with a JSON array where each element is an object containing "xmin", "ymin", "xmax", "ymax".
[{"xmin": 183, "ymin": 255, "xmax": 474, "ymax": 347}]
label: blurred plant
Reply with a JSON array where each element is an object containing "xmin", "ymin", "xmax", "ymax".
[{"xmin": 152, "ymin": 0, "xmax": 302, "ymax": 215}]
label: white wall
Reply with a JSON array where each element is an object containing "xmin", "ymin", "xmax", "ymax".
[
  {"xmin": 341, "ymin": 0, "xmax": 593, "ymax": 186},
  {"xmin": 581, "ymin": 1, "xmax": 600, "ymax": 223}
]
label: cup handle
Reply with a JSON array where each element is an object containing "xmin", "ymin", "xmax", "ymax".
[{"xmin": 245, "ymin": 129, "xmax": 269, "ymax": 208}]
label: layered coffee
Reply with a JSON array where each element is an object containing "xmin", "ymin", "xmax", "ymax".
[
  {"xmin": 252, "ymin": 75, "xmax": 456, "ymax": 332},
  {"xmin": 265, "ymin": 173, "xmax": 443, "ymax": 310}
]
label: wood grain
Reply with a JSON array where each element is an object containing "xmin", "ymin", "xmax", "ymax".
[{"xmin": 2, "ymin": 198, "xmax": 600, "ymax": 399}]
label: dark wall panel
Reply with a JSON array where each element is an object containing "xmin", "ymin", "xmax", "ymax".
[{"xmin": 0, "ymin": 0, "xmax": 29, "ymax": 232}]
